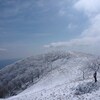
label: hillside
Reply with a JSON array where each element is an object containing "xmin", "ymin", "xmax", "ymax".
[{"xmin": 0, "ymin": 51, "xmax": 100, "ymax": 100}]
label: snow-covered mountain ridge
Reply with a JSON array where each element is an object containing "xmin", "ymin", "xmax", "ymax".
[{"xmin": 0, "ymin": 51, "xmax": 100, "ymax": 100}]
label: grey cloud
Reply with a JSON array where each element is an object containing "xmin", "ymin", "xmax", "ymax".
[{"xmin": 0, "ymin": 48, "xmax": 7, "ymax": 52}]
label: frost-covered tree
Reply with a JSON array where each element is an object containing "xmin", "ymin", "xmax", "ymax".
[
  {"xmin": 80, "ymin": 68, "xmax": 85, "ymax": 80},
  {"xmin": 0, "ymin": 51, "xmax": 72, "ymax": 98},
  {"xmin": 84, "ymin": 57, "xmax": 100, "ymax": 82}
]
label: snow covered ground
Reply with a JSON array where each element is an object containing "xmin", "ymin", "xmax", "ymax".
[
  {"xmin": 3, "ymin": 79, "xmax": 100, "ymax": 100},
  {"xmin": 0, "ymin": 51, "xmax": 100, "ymax": 100}
]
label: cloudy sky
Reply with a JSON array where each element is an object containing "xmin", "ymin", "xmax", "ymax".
[{"xmin": 0, "ymin": 0, "xmax": 100, "ymax": 59}]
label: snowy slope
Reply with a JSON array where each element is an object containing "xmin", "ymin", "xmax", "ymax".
[
  {"xmin": 5, "ymin": 79, "xmax": 100, "ymax": 100},
  {"xmin": 0, "ymin": 51, "xmax": 100, "ymax": 100}
]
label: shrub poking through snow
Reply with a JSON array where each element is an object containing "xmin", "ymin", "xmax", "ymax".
[{"xmin": 74, "ymin": 82, "xmax": 100, "ymax": 95}]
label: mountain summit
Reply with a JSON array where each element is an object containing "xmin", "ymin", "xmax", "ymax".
[{"xmin": 0, "ymin": 51, "xmax": 100, "ymax": 100}]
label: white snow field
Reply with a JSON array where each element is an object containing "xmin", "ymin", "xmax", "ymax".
[{"xmin": 0, "ymin": 51, "xmax": 100, "ymax": 100}]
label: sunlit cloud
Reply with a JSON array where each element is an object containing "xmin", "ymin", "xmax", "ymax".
[
  {"xmin": 44, "ymin": 0, "xmax": 100, "ymax": 54},
  {"xmin": 44, "ymin": 36, "xmax": 100, "ymax": 48},
  {"xmin": 74, "ymin": 0, "xmax": 100, "ymax": 17}
]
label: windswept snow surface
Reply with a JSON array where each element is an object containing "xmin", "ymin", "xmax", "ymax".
[{"xmin": 1, "ymin": 51, "xmax": 100, "ymax": 100}]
